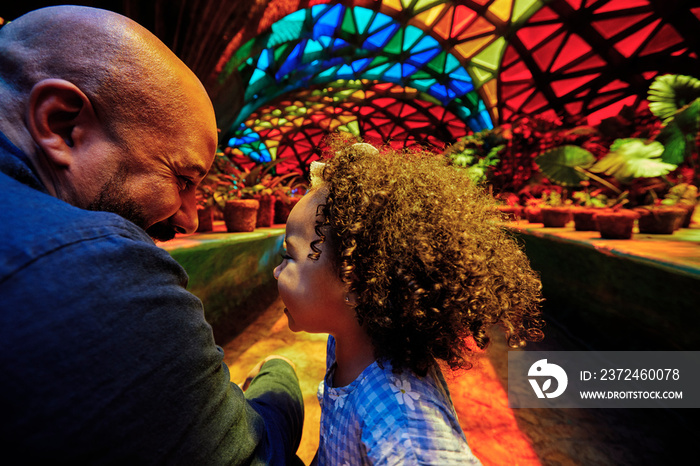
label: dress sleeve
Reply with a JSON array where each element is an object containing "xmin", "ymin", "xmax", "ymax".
[{"xmin": 0, "ymin": 227, "xmax": 303, "ymax": 464}]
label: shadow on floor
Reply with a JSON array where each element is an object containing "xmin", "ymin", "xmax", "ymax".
[{"xmin": 218, "ymin": 298, "xmax": 697, "ymax": 465}]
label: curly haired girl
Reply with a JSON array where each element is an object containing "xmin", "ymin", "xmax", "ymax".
[{"xmin": 273, "ymin": 141, "xmax": 543, "ymax": 465}]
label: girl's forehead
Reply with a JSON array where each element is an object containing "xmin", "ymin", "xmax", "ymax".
[{"xmin": 285, "ymin": 189, "xmax": 327, "ymax": 243}]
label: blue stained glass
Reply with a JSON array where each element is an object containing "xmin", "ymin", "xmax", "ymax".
[
  {"xmin": 318, "ymin": 36, "xmax": 333, "ymax": 48},
  {"xmin": 353, "ymin": 7, "xmax": 375, "ymax": 35},
  {"xmin": 249, "ymin": 68, "xmax": 267, "ymax": 85},
  {"xmin": 402, "ymin": 63, "xmax": 418, "ymax": 76},
  {"xmin": 313, "ymin": 3, "xmax": 344, "ymax": 36},
  {"xmin": 277, "ymin": 42, "xmax": 304, "ymax": 80},
  {"xmin": 385, "ymin": 62, "xmax": 403, "ymax": 80},
  {"xmin": 269, "ymin": 12, "xmax": 305, "ymax": 47},
  {"xmin": 445, "ymin": 54, "xmax": 462, "ymax": 74},
  {"xmin": 430, "ymin": 84, "xmax": 449, "ymax": 101},
  {"xmin": 351, "ymin": 58, "xmax": 372, "ymax": 73},
  {"xmin": 332, "ymin": 38, "xmax": 350, "ymax": 51},
  {"xmin": 303, "ymin": 39, "xmax": 324, "ymax": 56},
  {"xmin": 363, "ymin": 62, "xmax": 392, "ymax": 79},
  {"xmin": 412, "ymin": 78, "xmax": 437, "ymax": 90},
  {"xmin": 365, "ymin": 24, "xmax": 399, "ymax": 50},
  {"xmin": 450, "ymin": 79, "xmax": 474, "ymax": 95},
  {"xmin": 318, "ymin": 65, "xmax": 340, "ymax": 79},
  {"xmin": 411, "ymin": 35, "xmax": 439, "ymax": 54},
  {"xmin": 450, "ymin": 66, "xmax": 472, "ymax": 82},
  {"xmin": 337, "ymin": 63, "xmax": 356, "ymax": 78},
  {"xmin": 403, "ymin": 25, "xmax": 424, "ymax": 50},
  {"xmin": 408, "ymin": 48, "xmax": 440, "ymax": 66},
  {"xmin": 257, "ymin": 50, "xmax": 271, "ymax": 70},
  {"xmin": 368, "ymin": 11, "xmax": 394, "ymax": 34}
]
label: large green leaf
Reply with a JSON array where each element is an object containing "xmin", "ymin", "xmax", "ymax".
[
  {"xmin": 656, "ymin": 99, "xmax": 700, "ymax": 165},
  {"xmin": 589, "ymin": 138, "xmax": 676, "ymax": 183},
  {"xmin": 648, "ymin": 74, "xmax": 700, "ymax": 124},
  {"xmin": 535, "ymin": 145, "xmax": 595, "ymax": 187}
]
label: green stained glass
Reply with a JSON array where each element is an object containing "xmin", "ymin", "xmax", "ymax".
[
  {"xmin": 426, "ymin": 50, "xmax": 447, "ymax": 74},
  {"xmin": 472, "ymin": 37, "xmax": 505, "ymax": 72},
  {"xmin": 341, "ymin": 8, "xmax": 357, "ymax": 35}
]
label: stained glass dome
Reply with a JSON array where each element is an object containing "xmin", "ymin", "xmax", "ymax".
[{"xmin": 209, "ymin": 0, "xmax": 699, "ymax": 175}]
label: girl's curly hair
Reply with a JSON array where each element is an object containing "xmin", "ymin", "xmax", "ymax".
[{"xmin": 313, "ymin": 141, "xmax": 544, "ymax": 376}]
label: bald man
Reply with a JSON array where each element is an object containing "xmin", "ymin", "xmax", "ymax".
[{"xmin": 0, "ymin": 6, "xmax": 303, "ymax": 464}]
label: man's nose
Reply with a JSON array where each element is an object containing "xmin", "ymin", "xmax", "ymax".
[{"xmin": 171, "ymin": 192, "xmax": 198, "ymax": 234}]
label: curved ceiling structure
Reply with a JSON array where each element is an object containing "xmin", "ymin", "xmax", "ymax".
[
  {"xmin": 210, "ymin": 0, "xmax": 699, "ymax": 175},
  {"xmin": 6, "ymin": 1, "xmax": 697, "ymax": 176}
]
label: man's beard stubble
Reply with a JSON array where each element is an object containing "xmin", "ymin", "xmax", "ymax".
[{"xmin": 86, "ymin": 165, "xmax": 177, "ymax": 242}]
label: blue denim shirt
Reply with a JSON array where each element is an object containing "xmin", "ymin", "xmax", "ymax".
[{"xmin": 0, "ymin": 132, "xmax": 302, "ymax": 464}]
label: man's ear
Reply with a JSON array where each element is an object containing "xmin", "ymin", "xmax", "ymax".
[{"xmin": 26, "ymin": 79, "xmax": 95, "ymax": 168}]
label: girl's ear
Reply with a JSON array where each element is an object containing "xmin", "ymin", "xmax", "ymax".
[{"xmin": 345, "ymin": 291, "xmax": 359, "ymax": 306}]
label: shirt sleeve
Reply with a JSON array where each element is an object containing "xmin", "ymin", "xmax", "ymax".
[
  {"xmin": 0, "ymin": 226, "xmax": 302, "ymax": 464},
  {"xmin": 359, "ymin": 371, "xmax": 481, "ymax": 466}
]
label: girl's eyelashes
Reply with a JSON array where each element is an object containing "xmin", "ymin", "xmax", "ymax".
[{"xmin": 280, "ymin": 253, "xmax": 293, "ymax": 261}]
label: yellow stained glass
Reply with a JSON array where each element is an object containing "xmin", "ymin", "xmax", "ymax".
[
  {"xmin": 480, "ymin": 78, "xmax": 498, "ymax": 108},
  {"xmin": 472, "ymin": 37, "xmax": 506, "ymax": 72},
  {"xmin": 512, "ymin": 0, "xmax": 542, "ymax": 24},
  {"xmin": 471, "ymin": 65, "xmax": 495, "ymax": 88},
  {"xmin": 453, "ymin": 35, "xmax": 495, "ymax": 61},
  {"xmin": 382, "ymin": 0, "xmax": 404, "ymax": 13},
  {"xmin": 413, "ymin": 4, "xmax": 446, "ymax": 28},
  {"xmin": 491, "ymin": 0, "xmax": 514, "ymax": 23}
]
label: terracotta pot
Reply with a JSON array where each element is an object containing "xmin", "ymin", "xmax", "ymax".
[
  {"xmin": 635, "ymin": 206, "xmax": 687, "ymax": 234},
  {"xmin": 596, "ymin": 210, "xmax": 639, "ymax": 239},
  {"xmin": 255, "ymin": 195, "xmax": 276, "ymax": 228},
  {"xmin": 224, "ymin": 199, "xmax": 259, "ymax": 232},
  {"xmin": 524, "ymin": 206, "xmax": 543, "ymax": 223},
  {"xmin": 274, "ymin": 197, "xmax": 301, "ymax": 224},
  {"xmin": 677, "ymin": 203, "xmax": 696, "ymax": 228},
  {"xmin": 541, "ymin": 206, "xmax": 572, "ymax": 227},
  {"xmin": 573, "ymin": 208, "xmax": 602, "ymax": 231},
  {"xmin": 497, "ymin": 204, "xmax": 523, "ymax": 221},
  {"xmin": 196, "ymin": 206, "xmax": 214, "ymax": 232}
]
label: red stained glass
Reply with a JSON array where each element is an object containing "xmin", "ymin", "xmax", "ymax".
[
  {"xmin": 550, "ymin": 34, "xmax": 592, "ymax": 73},
  {"xmin": 614, "ymin": 19, "xmax": 660, "ymax": 58}
]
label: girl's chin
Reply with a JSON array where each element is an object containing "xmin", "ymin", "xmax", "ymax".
[{"xmin": 283, "ymin": 307, "xmax": 301, "ymax": 333}]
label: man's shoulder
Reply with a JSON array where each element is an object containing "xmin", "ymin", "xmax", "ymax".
[{"xmin": 0, "ymin": 170, "xmax": 156, "ymax": 280}]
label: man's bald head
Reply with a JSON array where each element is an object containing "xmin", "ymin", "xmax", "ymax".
[
  {"xmin": 0, "ymin": 6, "xmax": 218, "ymax": 239},
  {"xmin": 0, "ymin": 5, "xmax": 212, "ymax": 148}
]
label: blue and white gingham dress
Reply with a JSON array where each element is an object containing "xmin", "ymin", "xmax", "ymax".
[{"xmin": 316, "ymin": 336, "xmax": 482, "ymax": 465}]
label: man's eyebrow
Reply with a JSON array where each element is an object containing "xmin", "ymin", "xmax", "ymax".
[{"xmin": 182, "ymin": 163, "xmax": 208, "ymax": 178}]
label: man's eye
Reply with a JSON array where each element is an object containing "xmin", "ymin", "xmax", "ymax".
[{"xmin": 178, "ymin": 176, "xmax": 193, "ymax": 190}]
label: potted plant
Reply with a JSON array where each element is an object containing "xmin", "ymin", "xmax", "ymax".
[
  {"xmin": 662, "ymin": 183, "xmax": 698, "ymax": 227},
  {"xmin": 209, "ymin": 158, "xmax": 259, "ymax": 233},
  {"xmin": 539, "ymin": 191, "xmax": 574, "ymax": 227},
  {"xmin": 634, "ymin": 203, "xmax": 687, "ymax": 234},
  {"xmin": 571, "ymin": 183, "xmax": 609, "ymax": 231},
  {"xmin": 231, "ymin": 159, "xmax": 302, "ymax": 228},
  {"xmin": 273, "ymin": 177, "xmax": 308, "ymax": 224},
  {"xmin": 596, "ymin": 207, "xmax": 640, "ymax": 239},
  {"xmin": 195, "ymin": 183, "xmax": 216, "ymax": 232}
]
